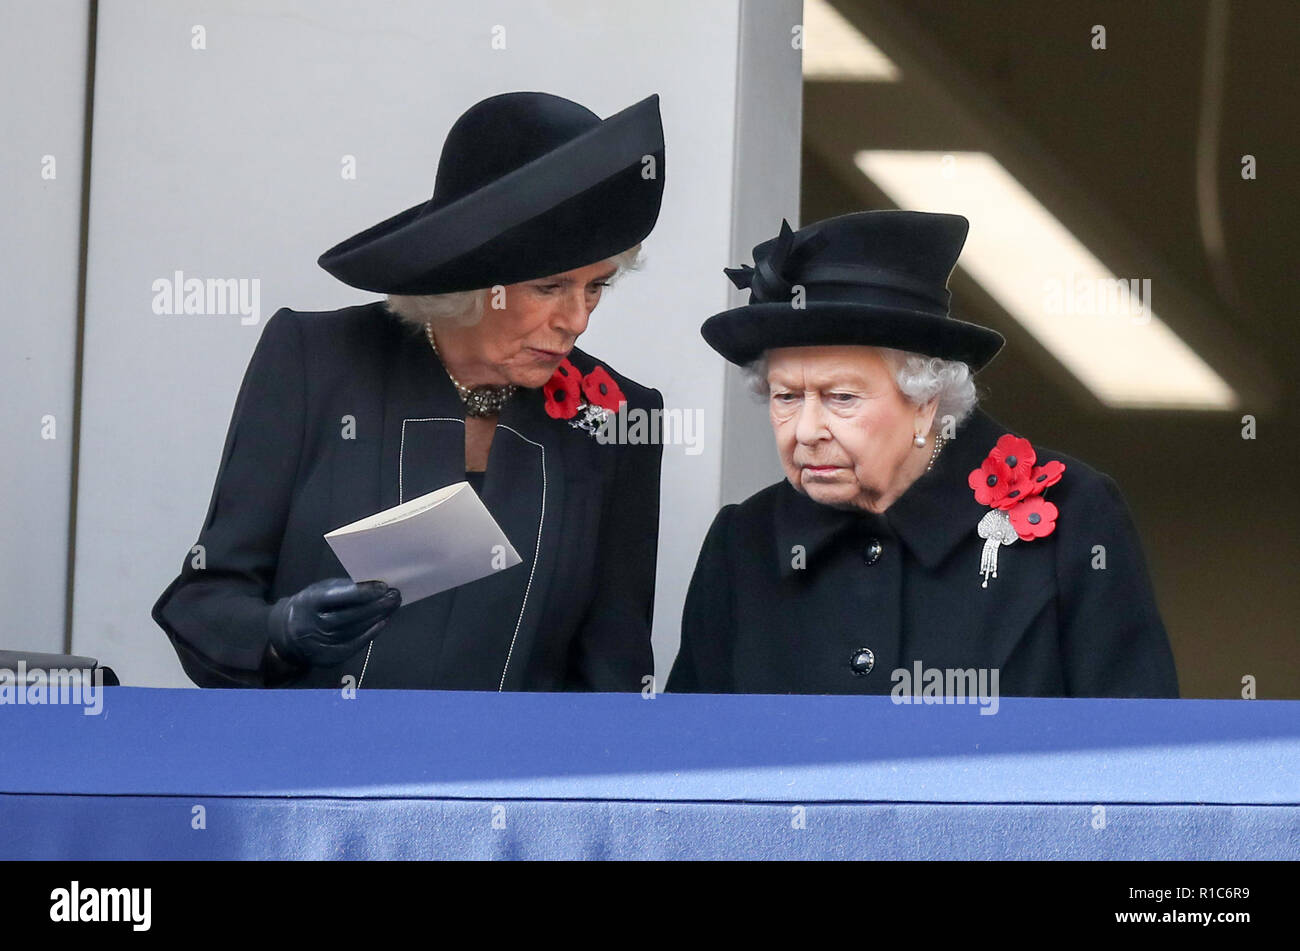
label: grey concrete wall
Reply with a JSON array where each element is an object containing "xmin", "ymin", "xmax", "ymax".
[{"xmin": 0, "ymin": 0, "xmax": 91, "ymax": 656}]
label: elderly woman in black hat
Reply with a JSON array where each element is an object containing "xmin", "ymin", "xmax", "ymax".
[
  {"xmin": 668, "ymin": 211, "xmax": 1178, "ymax": 698},
  {"xmin": 154, "ymin": 92, "xmax": 666, "ymax": 690}
]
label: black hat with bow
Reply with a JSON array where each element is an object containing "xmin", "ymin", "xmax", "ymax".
[
  {"xmin": 701, "ymin": 210, "xmax": 1004, "ymax": 370},
  {"xmin": 318, "ymin": 92, "xmax": 665, "ymax": 295}
]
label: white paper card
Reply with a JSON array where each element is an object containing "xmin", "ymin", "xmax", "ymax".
[{"xmin": 323, "ymin": 481, "xmax": 522, "ymax": 605}]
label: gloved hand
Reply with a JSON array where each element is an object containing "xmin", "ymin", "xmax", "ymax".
[{"xmin": 266, "ymin": 578, "xmax": 401, "ymax": 669}]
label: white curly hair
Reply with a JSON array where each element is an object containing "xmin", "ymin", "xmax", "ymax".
[{"xmin": 383, "ymin": 244, "xmax": 644, "ymax": 333}]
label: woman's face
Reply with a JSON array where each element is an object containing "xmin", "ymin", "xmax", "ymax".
[
  {"xmin": 462, "ymin": 259, "xmax": 620, "ymax": 388},
  {"xmin": 767, "ymin": 345, "xmax": 937, "ymax": 514}
]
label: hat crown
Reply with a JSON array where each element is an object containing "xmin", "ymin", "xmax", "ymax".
[
  {"xmin": 754, "ymin": 211, "xmax": 967, "ymax": 293},
  {"xmin": 429, "ymin": 92, "xmax": 601, "ymax": 210}
]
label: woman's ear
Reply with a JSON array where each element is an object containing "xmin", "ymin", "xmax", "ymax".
[{"xmin": 917, "ymin": 396, "xmax": 941, "ymax": 437}]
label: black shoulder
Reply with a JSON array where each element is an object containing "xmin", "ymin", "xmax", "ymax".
[
  {"xmin": 1002, "ymin": 437, "xmax": 1144, "ymax": 567},
  {"xmin": 967, "ymin": 410, "xmax": 1122, "ymax": 517},
  {"xmin": 259, "ymin": 302, "xmax": 397, "ymax": 381},
  {"xmin": 707, "ymin": 480, "xmax": 787, "ymax": 548},
  {"xmin": 1028, "ymin": 440, "xmax": 1123, "ymax": 515},
  {"xmin": 274, "ymin": 300, "xmax": 398, "ymax": 345},
  {"xmin": 696, "ymin": 501, "xmax": 741, "ymax": 557},
  {"xmin": 567, "ymin": 346, "xmax": 662, "ymax": 410},
  {"xmin": 730, "ymin": 480, "xmax": 787, "ymax": 519}
]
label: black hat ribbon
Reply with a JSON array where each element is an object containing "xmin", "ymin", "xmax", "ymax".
[{"xmin": 725, "ymin": 218, "xmax": 951, "ymax": 310}]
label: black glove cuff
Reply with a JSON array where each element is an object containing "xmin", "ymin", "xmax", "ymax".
[{"xmin": 266, "ymin": 597, "xmax": 309, "ymax": 670}]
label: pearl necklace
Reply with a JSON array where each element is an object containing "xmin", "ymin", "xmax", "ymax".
[
  {"xmin": 424, "ymin": 321, "xmax": 516, "ymax": 417},
  {"xmin": 926, "ymin": 433, "xmax": 947, "ymax": 473}
]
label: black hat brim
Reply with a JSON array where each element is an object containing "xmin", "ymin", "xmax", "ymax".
[
  {"xmin": 318, "ymin": 94, "xmax": 664, "ymax": 294},
  {"xmin": 701, "ymin": 301, "xmax": 1005, "ymax": 371}
]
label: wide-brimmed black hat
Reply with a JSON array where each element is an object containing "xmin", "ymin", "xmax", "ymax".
[
  {"xmin": 318, "ymin": 92, "xmax": 665, "ymax": 294},
  {"xmin": 701, "ymin": 210, "xmax": 1004, "ymax": 371}
]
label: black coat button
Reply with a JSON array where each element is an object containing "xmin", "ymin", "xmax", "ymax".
[
  {"xmin": 850, "ymin": 648, "xmax": 875, "ymax": 675},
  {"xmin": 863, "ymin": 538, "xmax": 883, "ymax": 565}
]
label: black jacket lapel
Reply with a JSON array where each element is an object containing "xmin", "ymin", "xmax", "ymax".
[
  {"xmin": 434, "ymin": 388, "xmax": 566, "ymax": 689},
  {"xmin": 334, "ymin": 322, "xmax": 465, "ymax": 687},
  {"xmin": 379, "ymin": 324, "xmax": 466, "ymax": 509},
  {"xmin": 366, "ymin": 324, "xmax": 564, "ymax": 689}
]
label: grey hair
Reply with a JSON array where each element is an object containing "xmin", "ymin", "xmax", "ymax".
[
  {"xmin": 383, "ymin": 243, "xmax": 644, "ymax": 334},
  {"xmin": 740, "ymin": 346, "xmax": 978, "ymax": 429}
]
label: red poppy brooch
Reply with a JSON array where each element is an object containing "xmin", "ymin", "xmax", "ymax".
[
  {"xmin": 542, "ymin": 358, "xmax": 626, "ymax": 436},
  {"xmin": 966, "ymin": 434, "xmax": 1066, "ymax": 588}
]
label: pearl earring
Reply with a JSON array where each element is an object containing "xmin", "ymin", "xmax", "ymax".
[{"xmin": 914, "ymin": 433, "xmax": 926, "ymax": 448}]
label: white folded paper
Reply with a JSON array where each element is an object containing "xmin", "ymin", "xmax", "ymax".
[{"xmin": 323, "ymin": 482, "xmax": 522, "ymax": 605}]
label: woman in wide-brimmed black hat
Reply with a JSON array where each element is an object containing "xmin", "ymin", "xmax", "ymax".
[
  {"xmin": 668, "ymin": 210, "xmax": 1178, "ymax": 698},
  {"xmin": 154, "ymin": 91, "xmax": 667, "ymax": 690}
]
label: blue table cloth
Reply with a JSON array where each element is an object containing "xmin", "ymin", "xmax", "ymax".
[{"xmin": 1, "ymin": 688, "xmax": 1296, "ymax": 859}]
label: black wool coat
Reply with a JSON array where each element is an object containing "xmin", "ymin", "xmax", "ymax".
[
  {"xmin": 667, "ymin": 407, "xmax": 1178, "ymax": 698},
  {"xmin": 153, "ymin": 302, "xmax": 663, "ymax": 690}
]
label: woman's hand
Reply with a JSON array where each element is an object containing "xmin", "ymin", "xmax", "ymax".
[{"xmin": 267, "ymin": 578, "xmax": 401, "ymax": 669}]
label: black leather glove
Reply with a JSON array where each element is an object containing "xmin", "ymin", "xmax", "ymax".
[{"xmin": 266, "ymin": 578, "xmax": 401, "ymax": 669}]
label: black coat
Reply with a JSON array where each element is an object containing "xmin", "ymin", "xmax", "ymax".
[
  {"xmin": 667, "ymin": 407, "xmax": 1178, "ymax": 698},
  {"xmin": 153, "ymin": 302, "xmax": 663, "ymax": 690}
]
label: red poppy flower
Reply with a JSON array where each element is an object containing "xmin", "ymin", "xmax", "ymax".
[
  {"xmin": 993, "ymin": 477, "xmax": 1036, "ymax": 511},
  {"xmin": 968, "ymin": 459, "xmax": 1015, "ymax": 507},
  {"xmin": 987, "ymin": 434, "xmax": 1036, "ymax": 483},
  {"xmin": 580, "ymin": 365, "xmax": 626, "ymax": 412},
  {"xmin": 543, "ymin": 359, "xmax": 582, "ymax": 419},
  {"xmin": 1024, "ymin": 459, "xmax": 1066, "ymax": 496},
  {"xmin": 1008, "ymin": 496, "xmax": 1058, "ymax": 540}
]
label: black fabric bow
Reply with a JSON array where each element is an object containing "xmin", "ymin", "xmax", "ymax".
[{"xmin": 724, "ymin": 219, "xmax": 828, "ymax": 304}]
